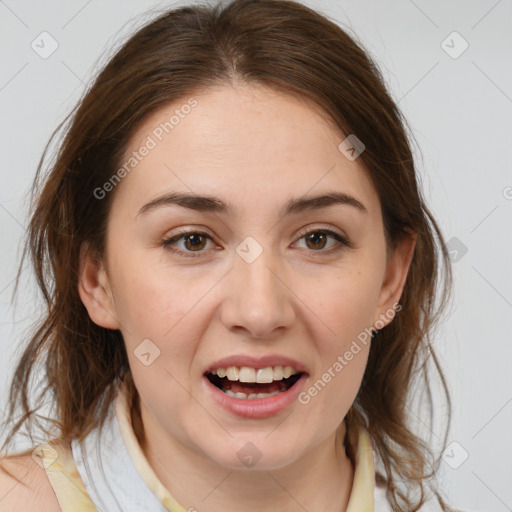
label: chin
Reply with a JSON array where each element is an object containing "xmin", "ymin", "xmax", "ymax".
[{"xmin": 203, "ymin": 439, "xmax": 302, "ymax": 471}]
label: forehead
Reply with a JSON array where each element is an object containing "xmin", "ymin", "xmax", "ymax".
[{"xmin": 112, "ymin": 84, "xmax": 380, "ymax": 220}]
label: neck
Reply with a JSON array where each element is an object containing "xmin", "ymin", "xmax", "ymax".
[{"xmin": 133, "ymin": 402, "xmax": 355, "ymax": 512}]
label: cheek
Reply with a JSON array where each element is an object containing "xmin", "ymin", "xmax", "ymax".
[
  {"xmin": 301, "ymin": 335, "xmax": 371, "ymax": 424},
  {"xmin": 119, "ymin": 271, "xmax": 201, "ymax": 414},
  {"xmin": 329, "ymin": 347, "xmax": 370, "ymax": 422},
  {"xmin": 109, "ymin": 255, "xmax": 195, "ymax": 339},
  {"xmin": 307, "ymin": 264, "xmax": 383, "ymax": 342},
  {"xmin": 298, "ymin": 260, "xmax": 381, "ymax": 408}
]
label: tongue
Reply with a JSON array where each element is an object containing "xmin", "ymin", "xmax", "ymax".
[{"xmin": 224, "ymin": 381, "xmax": 283, "ymax": 394}]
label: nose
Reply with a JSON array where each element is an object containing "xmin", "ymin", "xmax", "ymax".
[{"xmin": 219, "ymin": 246, "xmax": 296, "ymax": 339}]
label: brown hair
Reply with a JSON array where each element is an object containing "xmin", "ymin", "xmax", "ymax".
[{"xmin": 1, "ymin": 0, "xmax": 454, "ymax": 510}]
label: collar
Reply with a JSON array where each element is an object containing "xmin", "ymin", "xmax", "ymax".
[
  {"xmin": 112, "ymin": 378, "xmax": 376, "ymax": 511},
  {"xmin": 65, "ymin": 378, "xmax": 377, "ymax": 511}
]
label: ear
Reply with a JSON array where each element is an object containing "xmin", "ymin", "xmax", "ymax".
[
  {"xmin": 372, "ymin": 232, "xmax": 417, "ymax": 329},
  {"xmin": 78, "ymin": 241, "xmax": 120, "ymax": 330}
]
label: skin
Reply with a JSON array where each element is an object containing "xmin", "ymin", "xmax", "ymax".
[{"xmin": 79, "ymin": 83, "xmax": 416, "ymax": 512}]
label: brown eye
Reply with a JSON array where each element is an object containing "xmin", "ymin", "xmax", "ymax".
[
  {"xmin": 294, "ymin": 228, "xmax": 352, "ymax": 254},
  {"xmin": 182, "ymin": 233, "xmax": 207, "ymax": 251},
  {"xmin": 304, "ymin": 232, "xmax": 328, "ymax": 250},
  {"xmin": 162, "ymin": 231, "xmax": 214, "ymax": 257}
]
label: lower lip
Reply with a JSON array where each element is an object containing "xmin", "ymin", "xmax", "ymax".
[{"xmin": 203, "ymin": 374, "xmax": 308, "ymax": 419}]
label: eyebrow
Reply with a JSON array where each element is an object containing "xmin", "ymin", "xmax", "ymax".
[{"xmin": 137, "ymin": 191, "xmax": 368, "ymax": 218}]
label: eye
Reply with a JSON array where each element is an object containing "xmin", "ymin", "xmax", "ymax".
[
  {"xmin": 162, "ymin": 230, "xmax": 215, "ymax": 258},
  {"xmin": 293, "ymin": 228, "xmax": 352, "ymax": 254},
  {"xmin": 161, "ymin": 227, "xmax": 352, "ymax": 258}
]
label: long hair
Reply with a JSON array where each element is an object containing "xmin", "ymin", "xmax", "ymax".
[{"xmin": 1, "ymin": 1, "xmax": 453, "ymax": 510}]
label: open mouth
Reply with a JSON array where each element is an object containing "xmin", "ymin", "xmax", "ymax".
[{"xmin": 205, "ymin": 371, "xmax": 303, "ymax": 400}]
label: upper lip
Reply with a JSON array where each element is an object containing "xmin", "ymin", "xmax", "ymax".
[{"xmin": 204, "ymin": 355, "xmax": 309, "ymax": 375}]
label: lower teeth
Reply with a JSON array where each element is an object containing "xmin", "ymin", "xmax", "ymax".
[{"xmin": 223, "ymin": 389, "xmax": 282, "ymax": 400}]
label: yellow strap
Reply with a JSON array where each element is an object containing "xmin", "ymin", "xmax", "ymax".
[
  {"xmin": 346, "ymin": 428, "xmax": 375, "ymax": 512},
  {"xmin": 32, "ymin": 439, "xmax": 97, "ymax": 512}
]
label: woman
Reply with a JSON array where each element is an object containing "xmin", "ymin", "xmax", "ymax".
[{"xmin": 0, "ymin": 0, "xmax": 455, "ymax": 510}]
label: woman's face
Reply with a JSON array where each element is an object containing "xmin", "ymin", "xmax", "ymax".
[{"xmin": 80, "ymin": 83, "xmax": 414, "ymax": 470}]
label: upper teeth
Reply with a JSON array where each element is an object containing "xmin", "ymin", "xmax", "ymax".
[{"xmin": 210, "ymin": 366, "xmax": 300, "ymax": 383}]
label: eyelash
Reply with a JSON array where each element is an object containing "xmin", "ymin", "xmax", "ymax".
[{"xmin": 161, "ymin": 227, "xmax": 352, "ymax": 258}]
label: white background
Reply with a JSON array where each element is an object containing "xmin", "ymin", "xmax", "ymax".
[{"xmin": 1, "ymin": 1, "xmax": 511, "ymax": 511}]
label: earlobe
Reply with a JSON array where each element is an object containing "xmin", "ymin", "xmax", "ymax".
[
  {"xmin": 77, "ymin": 241, "xmax": 120, "ymax": 330},
  {"xmin": 373, "ymin": 233, "xmax": 417, "ymax": 328}
]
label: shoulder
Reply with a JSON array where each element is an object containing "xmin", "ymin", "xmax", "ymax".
[{"xmin": 0, "ymin": 452, "xmax": 62, "ymax": 512}]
